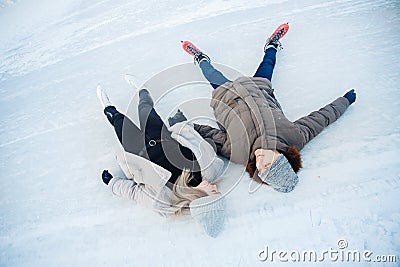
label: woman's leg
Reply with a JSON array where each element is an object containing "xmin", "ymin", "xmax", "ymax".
[
  {"xmin": 199, "ymin": 60, "xmax": 231, "ymax": 89},
  {"xmin": 104, "ymin": 106, "xmax": 145, "ymax": 154},
  {"xmin": 253, "ymin": 47, "xmax": 277, "ymax": 81},
  {"xmin": 138, "ymin": 89, "xmax": 170, "ymax": 140},
  {"xmin": 137, "ymin": 89, "xmax": 201, "ymax": 181}
]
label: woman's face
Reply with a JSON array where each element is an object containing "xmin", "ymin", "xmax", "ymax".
[
  {"xmin": 255, "ymin": 149, "xmax": 280, "ymax": 174},
  {"xmin": 195, "ymin": 180, "xmax": 219, "ymax": 195}
]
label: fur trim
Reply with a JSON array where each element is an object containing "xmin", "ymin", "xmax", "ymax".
[{"xmin": 281, "ymin": 146, "xmax": 302, "ymax": 173}]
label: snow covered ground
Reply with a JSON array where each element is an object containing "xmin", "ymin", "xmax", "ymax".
[{"xmin": 1, "ymin": 0, "xmax": 399, "ymax": 266}]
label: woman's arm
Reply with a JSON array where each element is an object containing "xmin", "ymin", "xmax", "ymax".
[
  {"xmin": 108, "ymin": 178, "xmax": 139, "ymax": 202},
  {"xmin": 108, "ymin": 177, "xmax": 171, "ymax": 216},
  {"xmin": 110, "ymin": 150, "xmax": 173, "ymax": 214},
  {"xmin": 294, "ymin": 96, "xmax": 350, "ymax": 145}
]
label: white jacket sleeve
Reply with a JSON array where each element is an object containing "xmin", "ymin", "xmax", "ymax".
[
  {"xmin": 108, "ymin": 178, "xmax": 139, "ymax": 202},
  {"xmin": 115, "ymin": 149, "xmax": 171, "ymax": 191},
  {"xmin": 108, "ymin": 177, "xmax": 173, "ymax": 216},
  {"xmin": 169, "ymin": 122, "xmax": 224, "ymax": 183},
  {"xmin": 110, "ymin": 150, "xmax": 174, "ymax": 216}
]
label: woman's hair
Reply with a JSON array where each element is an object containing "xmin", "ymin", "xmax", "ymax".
[
  {"xmin": 246, "ymin": 156, "xmax": 257, "ymax": 178},
  {"xmin": 282, "ymin": 146, "xmax": 302, "ymax": 173},
  {"xmin": 168, "ymin": 169, "xmax": 209, "ymax": 216},
  {"xmin": 246, "ymin": 146, "xmax": 302, "ymax": 183}
]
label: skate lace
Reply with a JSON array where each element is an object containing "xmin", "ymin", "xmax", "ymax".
[
  {"xmin": 188, "ymin": 45, "xmax": 210, "ymax": 64},
  {"xmin": 271, "ymin": 28, "xmax": 285, "ymax": 42},
  {"xmin": 264, "ymin": 27, "xmax": 286, "ymax": 51},
  {"xmin": 187, "ymin": 45, "xmax": 201, "ymax": 57}
]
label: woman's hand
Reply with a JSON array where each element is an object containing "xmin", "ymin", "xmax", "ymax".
[{"xmin": 195, "ymin": 180, "xmax": 220, "ymax": 195}]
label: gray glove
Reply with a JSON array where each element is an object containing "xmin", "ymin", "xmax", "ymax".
[{"xmin": 168, "ymin": 109, "xmax": 187, "ymax": 127}]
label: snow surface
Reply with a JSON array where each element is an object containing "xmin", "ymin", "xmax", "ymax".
[{"xmin": 1, "ymin": 0, "xmax": 399, "ymax": 266}]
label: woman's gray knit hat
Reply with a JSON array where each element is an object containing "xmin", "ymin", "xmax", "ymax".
[
  {"xmin": 189, "ymin": 194, "xmax": 226, "ymax": 238},
  {"xmin": 253, "ymin": 154, "xmax": 298, "ymax": 193}
]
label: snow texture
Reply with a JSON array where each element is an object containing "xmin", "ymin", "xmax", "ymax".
[{"xmin": 1, "ymin": 0, "xmax": 399, "ymax": 266}]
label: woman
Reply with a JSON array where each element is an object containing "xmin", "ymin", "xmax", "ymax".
[
  {"xmin": 181, "ymin": 24, "xmax": 356, "ymax": 192},
  {"xmin": 97, "ymin": 86, "xmax": 223, "ymax": 217}
]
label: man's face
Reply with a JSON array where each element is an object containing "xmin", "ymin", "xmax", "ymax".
[{"xmin": 255, "ymin": 149, "xmax": 279, "ymax": 174}]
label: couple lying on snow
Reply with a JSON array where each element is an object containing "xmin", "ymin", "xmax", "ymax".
[{"xmin": 96, "ymin": 24, "xmax": 356, "ymax": 237}]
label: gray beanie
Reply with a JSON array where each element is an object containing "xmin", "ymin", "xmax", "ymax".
[
  {"xmin": 189, "ymin": 194, "xmax": 226, "ymax": 238},
  {"xmin": 254, "ymin": 154, "xmax": 298, "ymax": 193}
]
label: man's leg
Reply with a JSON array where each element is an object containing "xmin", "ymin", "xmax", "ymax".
[
  {"xmin": 199, "ymin": 60, "xmax": 231, "ymax": 89},
  {"xmin": 104, "ymin": 106, "xmax": 145, "ymax": 154},
  {"xmin": 253, "ymin": 47, "xmax": 277, "ymax": 81}
]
